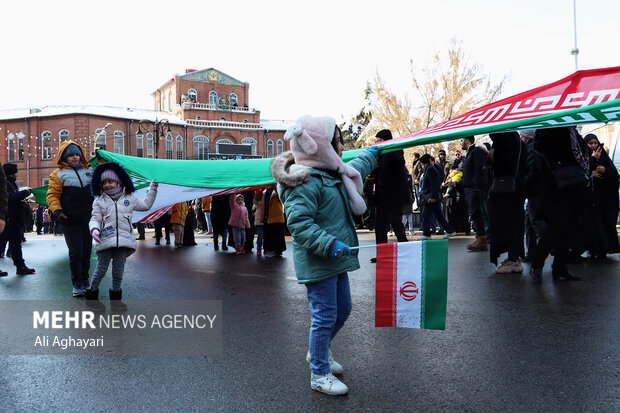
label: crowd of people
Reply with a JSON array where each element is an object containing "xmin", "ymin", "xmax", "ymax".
[{"xmin": 0, "ymin": 124, "xmax": 618, "ymax": 396}]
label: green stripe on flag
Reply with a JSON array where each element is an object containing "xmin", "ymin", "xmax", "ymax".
[{"xmin": 421, "ymin": 239, "xmax": 448, "ymax": 330}]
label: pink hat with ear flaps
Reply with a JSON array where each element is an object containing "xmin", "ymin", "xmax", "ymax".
[{"xmin": 284, "ymin": 115, "xmax": 367, "ymax": 215}]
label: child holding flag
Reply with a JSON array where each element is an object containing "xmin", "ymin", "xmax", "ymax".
[
  {"xmin": 86, "ymin": 162, "xmax": 158, "ymax": 311},
  {"xmin": 272, "ymin": 115, "xmax": 379, "ymax": 395}
]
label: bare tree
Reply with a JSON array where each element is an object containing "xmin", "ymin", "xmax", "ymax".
[{"xmin": 356, "ymin": 38, "xmax": 507, "ymax": 167}]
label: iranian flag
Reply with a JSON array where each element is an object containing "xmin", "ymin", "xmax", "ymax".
[
  {"xmin": 29, "ymin": 66, "xmax": 620, "ymax": 220},
  {"xmin": 375, "ymin": 240, "xmax": 448, "ymax": 330}
]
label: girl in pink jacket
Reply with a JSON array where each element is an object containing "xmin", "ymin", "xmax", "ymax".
[{"xmin": 228, "ymin": 194, "xmax": 250, "ymax": 254}]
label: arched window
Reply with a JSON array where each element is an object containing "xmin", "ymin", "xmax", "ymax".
[
  {"xmin": 188, "ymin": 89, "xmax": 197, "ymax": 102},
  {"xmin": 266, "ymin": 139, "xmax": 274, "ymax": 158},
  {"xmin": 146, "ymin": 133, "xmax": 154, "ymax": 158},
  {"xmin": 59, "ymin": 129, "xmax": 69, "ymax": 143},
  {"xmin": 136, "ymin": 131, "xmax": 144, "ymax": 157},
  {"xmin": 229, "ymin": 93, "xmax": 238, "ymax": 106},
  {"xmin": 7, "ymin": 133, "xmax": 15, "ymax": 162},
  {"xmin": 241, "ymin": 137, "xmax": 257, "ymax": 155},
  {"xmin": 17, "ymin": 132, "xmax": 24, "ymax": 161},
  {"xmin": 276, "ymin": 139, "xmax": 284, "ymax": 155},
  {"xmin": 114, "ymin": 131, "xmax": 125, "ymax": 154},
  {"xmin": 209, "ymin": 91, "xmax": 217, "ymax": 106},
  {"xmin": 216, "ymin": 138, "xmax": 233, "ymax": 154},
  {"xmin": 176, "ymin": 135, "xmax": 183, "ymax": 159},
  {"xmin": 41, "ymin": 131, "xmax": 52, "ymax": 160},
  {"xmin": 193, "ymin": 136, "xmax": 209, "ymax": 160},
  {"xmin": 165, "ymin": 134, "xmax": 173, "ymax": 159}
]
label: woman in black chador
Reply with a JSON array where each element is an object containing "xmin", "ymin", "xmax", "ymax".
[{"xmin": 584, "ymin": 133, "xmax": 620, "ymax": 258}]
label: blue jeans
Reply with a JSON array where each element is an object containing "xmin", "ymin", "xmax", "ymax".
[
  {"xmin": 90, "ymin": 247, "xmax": 130, "ymax": 291},
  {"xmin": 255, "ymin": 226, "xmax": 263, "ymax": 249},
  {"xmin": 204, "ymin": 212, "xmax": 212, "ymax": 232},
  {"xmin": 305, "ymin": 272, "xmax": 352, "ymax": 375},
  {"xmin": 422, "ymin": 201, "xmax": 453, "ymax": 236}
]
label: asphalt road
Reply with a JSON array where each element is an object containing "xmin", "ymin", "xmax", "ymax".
[{"xmin": 0, "ymin": 230, "xmax": 618, "ymax": 412}]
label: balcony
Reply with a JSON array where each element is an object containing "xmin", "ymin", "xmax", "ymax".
[
  {"xmin": 188, "ymin": 102, "xmax": 257, "ymax": 113},
  {"xmin": 186, "ymin": 119, "xmax": 262, "ymax": 129}
]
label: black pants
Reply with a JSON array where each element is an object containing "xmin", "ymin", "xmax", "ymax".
[
  {"xmin": 4, "ymin": 225, "xmax": 26, "ymax": 269},
  {"xmin": 62, "ymin": 223, "xmax": 92, "ymax": 287},
  {"xmin": 524, "ymin": 202, "xmax": 537, "ymax": 257},
  {"xmin": 464, "ymin": 188, "xmax": 486, "ymax": 237},
  {"xmin": 374, "ymin": 205, "xmax": 408, "ymax": 244}
]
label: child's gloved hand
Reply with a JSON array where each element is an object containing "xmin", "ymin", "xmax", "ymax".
[
  {"xmin": 366, "ymin": 145, "xmax": 381, "ymax": 158},
  {"xmin": 149, "ymin": 180, "xmax": 158, "ymax": 191},
  {"xmin": 91, "ymin": 228, "xmax": 101, "ymax": 244},
  {"xmin": 328, "ymin": 240, "xmax": 350, "ymax": 260}
]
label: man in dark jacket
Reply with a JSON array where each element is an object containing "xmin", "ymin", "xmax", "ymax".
[
  {"xmin": 460, "ymin": 136, "xmax": 488, "ymax": 251},
  {"xmin": 370, "ymin": 129, "xmax": 409, "ymax": 263},
  {"xmin": 417, "ymin": 154, "xmax": 455, "ymax": 240},
  {"xmin": 3, "ymin": 163, "xmax": 35, "ymax": 275}
]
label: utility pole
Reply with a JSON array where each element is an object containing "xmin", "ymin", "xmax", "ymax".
[{"xmin": 571, "ymin": 0, "xmax": 579, "ymax": 71}]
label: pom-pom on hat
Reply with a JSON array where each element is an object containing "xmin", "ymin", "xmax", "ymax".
[
  {"xmin": 375, "ymin": 129, "xmax": 393, "ymax": 141},
  {"xmin": 62, "ymin": 143, "xmax": 82, "ymax": 160},
  {"xmin": 283, "ymin": 115, "xmax": 367, "ymax": 215}
]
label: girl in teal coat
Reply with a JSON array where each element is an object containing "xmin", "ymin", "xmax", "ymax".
[{"xmin": 272, "ymin": 115, "xmax": 379, "ymax": 395}]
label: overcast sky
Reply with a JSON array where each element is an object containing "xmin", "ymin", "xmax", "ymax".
[{"xmin": 1, "ymin": 0, "xmax": 619, "ymax": 123}]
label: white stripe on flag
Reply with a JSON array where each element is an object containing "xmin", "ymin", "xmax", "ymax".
[{"xmin": 395, "ymin": 242, "xmax": 423, "ymax": 328}]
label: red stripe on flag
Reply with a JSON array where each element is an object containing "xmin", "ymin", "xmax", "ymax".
[{"xmin": 375, "ymin": 243, "xmax": 397, "ymax": 327}]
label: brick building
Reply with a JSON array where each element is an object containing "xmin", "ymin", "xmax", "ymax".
[{"xmin": 0, "ymin": 68, "xmax": 291, "ymax": 188}]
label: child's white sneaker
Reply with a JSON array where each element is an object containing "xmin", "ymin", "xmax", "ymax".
[
  {"xmin": 310, "ymin": 372, "xmax": 348, "ymax": 395},
  {"xmin": 306, "ymin": 349, "xmax": 344, "ymax": 374}
]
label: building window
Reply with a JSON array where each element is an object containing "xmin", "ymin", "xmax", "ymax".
[
  {"xmin": 216, "ymin": 139, "xmax": 233, "ymax": 154},
  {"xmin": 41, "ymin": 131, "xmax": 52, "ymax": 160},
  {"xmin": 241, "ymin": 138, "xmax": 257, "ymax": 155},
  {"xmin": 165, "ymin": 134, "xmax": 173, "ymax": 159},
  {"xmin": 114, "ymin": 130, "xmax": 125, "ymax": 154},
  {"xmin": 7, "ymin": 133, "xmax": 15, "ymax": 162},
  {"xmin": 41, "ymin": 178, "xmax": 49, "ymax": 186},
  {"xmin": 59, "ymin": 129, "xmax": 69, "ymax": 143},
  {"xmin": 193, "ymin": 136, "xmax": 209, "ymax": 160},
  {"xmin": 209, "ymin": 91, "xmax": 217, "ymax": 106},
  {"xmin": 176, "ymin": 135, "xmax": 183, "ymax": 159},
  {"xmin": 266, "ymin": 139, "xmax": 274, "ymax": 158},
  {"xmin": 276, "ymin": 139, "xmax": 284, "ymax": 155},
  {"xmin": 229, "ymin": 93, "xmax": 238, "ymax": 106},
  {"xmin": 188, "ymin": 89, "xmax": 197, "ymax": 102},
  {"xmin": 17, "ymin": 132, "xmax": 24, "ymax": 161},
  {"xmin": 168, "ymin": 91, "xmax": 173, "ymax": 111},
  {"xmin": 146, "ymin": 133, "xmax": 154, "ymax": 158},
  {"xmin": 136, "ymin": 132, "xmax": 144, "ymax": 157}
]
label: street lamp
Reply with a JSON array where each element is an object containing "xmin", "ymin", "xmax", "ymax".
[
  {"xmin": 94, "ymin": 122, "xmax": 113, "ymax": 151},
  {"xmin": 137, "ymin": 118, "xmax": 171, "ymax": 159}
]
